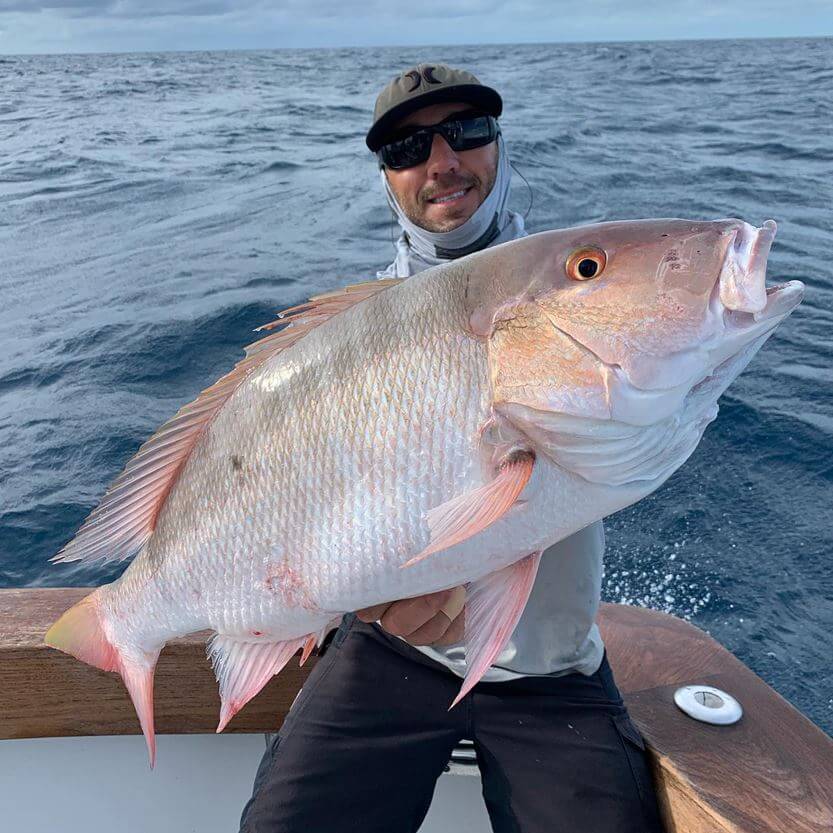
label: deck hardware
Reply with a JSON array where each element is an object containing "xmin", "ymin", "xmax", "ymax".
[{"xmin": 673, "ymin": 685, "xmax": 743, "ymax": 725}]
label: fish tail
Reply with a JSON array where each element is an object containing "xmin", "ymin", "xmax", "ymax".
[{"xmin": 45, "ymin": 589, "xmax": 160, "ymax": 767}]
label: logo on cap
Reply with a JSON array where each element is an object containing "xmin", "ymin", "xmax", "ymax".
[{"xmin": 404, "ymin": 66, "xmax": 441, "ymax": 93}]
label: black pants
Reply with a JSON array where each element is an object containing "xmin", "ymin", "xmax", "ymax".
[{"xmin": 240, "ymin": 615, "xmax": 664, "ymax": 833}]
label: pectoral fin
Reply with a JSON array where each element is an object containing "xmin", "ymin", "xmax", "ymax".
[
  {"xmin": 450, "ymin": 552, "xmax": 542, "ymax": 709},
  {"xmin": 403, "ymin": 450, "xmax": 535, "ymax": 568}
]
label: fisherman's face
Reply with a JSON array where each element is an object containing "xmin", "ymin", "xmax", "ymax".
[{"xmin": 383, "ymin": 102, "xmax": 499, "ymax": 233}]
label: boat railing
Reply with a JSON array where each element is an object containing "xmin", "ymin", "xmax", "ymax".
[{"xmin": 2, "ymin": 587, "xmax": 832, "ymax": 833}]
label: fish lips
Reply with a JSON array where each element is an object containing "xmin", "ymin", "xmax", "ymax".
[
  {"xmin": 718, "ymin": 218, "xmax": 804, "ymax": 323},
  {"xmin": 725, "ymin": 279, "xmax": 804, "ymax": 327},
  {"xmin": 719, "ymin": 218, "xmax": 776, "ymax": 314}
]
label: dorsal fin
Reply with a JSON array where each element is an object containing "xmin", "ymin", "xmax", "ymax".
[{"xmin": 52, "ymin": 278, "xmax": 403, "ymax": 565}]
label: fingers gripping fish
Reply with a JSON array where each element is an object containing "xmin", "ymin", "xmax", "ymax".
[{"xmin": 44, "ymin": 219, "xmax": 803, "ymax": 765}]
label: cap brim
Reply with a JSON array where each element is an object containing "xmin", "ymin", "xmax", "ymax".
[{"xmin": 366, "ymin": 84, "xmax": 503, "ymax": 152}]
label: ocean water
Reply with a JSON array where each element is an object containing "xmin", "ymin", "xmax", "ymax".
[{"xmin": 1, "ymin": 39, "xmax": 831, "ymax": 733}]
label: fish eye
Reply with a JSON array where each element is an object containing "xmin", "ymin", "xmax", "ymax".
[{"xmin": 566, "ymin": 247, "xmax": 607, "ymax": 281}]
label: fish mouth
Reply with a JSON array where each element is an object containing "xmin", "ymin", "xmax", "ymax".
[
  {"xmin": 717, "ymin": 219, "xmax": 804, "ymax": 327},
  {"xmin": 723, "ymin": 280, "xmax": 805, "ymax": 326}
]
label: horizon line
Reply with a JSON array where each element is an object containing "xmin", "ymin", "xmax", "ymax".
[{"xmin": 2, "ymin": 32, "xmax": 831, "ymax": 59}]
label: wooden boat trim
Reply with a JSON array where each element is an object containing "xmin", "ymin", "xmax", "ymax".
[{"xmin": 1, "ymin": 588, "xmax": 832, "ymax": 832}]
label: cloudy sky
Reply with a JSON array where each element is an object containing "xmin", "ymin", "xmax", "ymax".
[{"xmin": 1, "ymin": 0, "xmax": 831, "ymax": 55}]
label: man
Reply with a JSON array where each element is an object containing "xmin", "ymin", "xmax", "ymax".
[{"xmin": 239, "ymin": 63, "xmax": 663, "ymax": 833}]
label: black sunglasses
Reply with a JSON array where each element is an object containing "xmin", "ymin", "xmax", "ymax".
[{"xmin": 378, "ymin": 114, "xmax": 499, "ymax": 170}]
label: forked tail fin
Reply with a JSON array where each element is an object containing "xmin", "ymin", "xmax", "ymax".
[{"xmin": 44, "ymin": 590, "xmax": 161, "ymax": 767}]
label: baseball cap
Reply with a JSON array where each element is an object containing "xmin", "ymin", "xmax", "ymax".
[{"xmin": 366, "ymin": 63, "xmax": 503, "ymax": 152}]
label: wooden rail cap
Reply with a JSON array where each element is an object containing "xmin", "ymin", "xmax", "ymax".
[
  {"xmin": 0, "ymin": 587, "xmax": 307, "ymax": 738},
  {"xmin": 1, "ymin": 588, "xmax": 832, "ymax": 833}
]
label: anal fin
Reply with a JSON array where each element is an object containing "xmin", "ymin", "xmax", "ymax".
[
  {"xmin": 450, "ymin": 552, "xmax": 542, "ymax": 709},
  {"xmin": 209, "ymin": 635, "xmax": 309, "ymax": 733}
]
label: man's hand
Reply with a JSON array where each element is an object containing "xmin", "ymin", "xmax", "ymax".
[{"xmin": 356, "ymin": 586, "xmax": 466, "ymax": 647}]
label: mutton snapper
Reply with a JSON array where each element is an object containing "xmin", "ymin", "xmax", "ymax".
[{"xmin": 45, "ymin": 218, "xmax": 803, "ymax": 764}]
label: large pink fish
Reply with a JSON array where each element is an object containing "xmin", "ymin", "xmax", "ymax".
[{"xmin": 46, "ymin": 218, "xmax": 802, "ymax": 765}]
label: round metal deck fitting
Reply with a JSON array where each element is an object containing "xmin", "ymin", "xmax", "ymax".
[{"xmin": 673, "ymin": 684, "xmax": 743, "ymax": 725}]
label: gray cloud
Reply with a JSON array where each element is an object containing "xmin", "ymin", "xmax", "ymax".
[
  {"xmin": 0, "ymin": 0, "xmax": 830, "ymax": 54},
  {"xmin": 0, "ymin": 0, "xmax": 511, "ymax": 16},
  {"xmin": 0, "ymin": 0, "xmax": 235, "ymax": 14}
]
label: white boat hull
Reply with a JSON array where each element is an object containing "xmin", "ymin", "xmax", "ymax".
[{"xmin": 1, "ymin": 734, "xmax": 492, "ymax": 832}]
